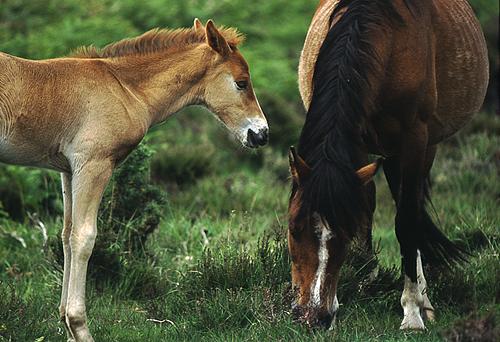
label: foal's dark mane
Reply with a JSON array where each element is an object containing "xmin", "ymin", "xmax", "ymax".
[{"xmin": 297, "ymin": 0, "xmax": 406, "ymax": 238}]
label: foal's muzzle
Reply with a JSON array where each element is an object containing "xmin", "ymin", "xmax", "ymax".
[{"xmin": 246, "ymin": 127, "xmax": 268, "ymax": 148}]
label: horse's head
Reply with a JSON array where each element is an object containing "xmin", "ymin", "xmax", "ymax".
[
  {"xmin": 288, "ymin": 147, "xmax": 380, "ymax": 329},
  {"xmin": 198, "ymin": 19, "xmax": 268, "ymax": 148}
]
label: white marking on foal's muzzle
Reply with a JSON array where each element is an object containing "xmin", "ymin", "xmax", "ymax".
[{"xmin": 310, "ymin": 213, "xmax": 333, "ymax": 308}]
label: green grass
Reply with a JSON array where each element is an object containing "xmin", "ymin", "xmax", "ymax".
[{"xmin": 1, "ymin": 115, "xmax": 499, "ymax": 341}]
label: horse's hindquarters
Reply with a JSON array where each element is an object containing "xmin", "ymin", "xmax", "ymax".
[
  {"xmin": 298, "ymin": 0, "xmax": 341, "ymax": 110},
  {"xmin": 430, "ymin": 0, "xmax": 489, "ymax": 143}
]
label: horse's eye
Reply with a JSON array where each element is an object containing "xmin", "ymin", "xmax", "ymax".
[{"xmin": 235, "ymin": 80, "xmax": 248, "ymax": 90}]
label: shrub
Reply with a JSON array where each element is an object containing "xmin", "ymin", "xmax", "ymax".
[
  {"xmin": 0, "ymin": 166, "xmax": 61, "ymax": 222},
  {"xmin": 99, "ymin": 142, "xmax": 167, "ymax": 255},
  {"xmin": 151, "ymin": 143, "xmax": 216, "ymax": 186}
]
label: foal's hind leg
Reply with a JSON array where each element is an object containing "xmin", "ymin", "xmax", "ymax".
[{"xmin": 59, "ymin": 172, "xmax": 75, "ymax": 341}]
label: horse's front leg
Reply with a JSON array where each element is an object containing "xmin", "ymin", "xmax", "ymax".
[
  {"xmin": 387, "ymin": 121, "xmax": 434, "ymax": 330},
  {"xmin": 59, "ymin": 172, "xmax": 75, "ymax": 341},
  {"xmin": 384, "ymin": 153, "xmax": 437, "ymax": 330},
  {"xmin": 65, "ymin": 159, "xmax": 113, "ymax": 342},
  {"xmin": 416, "ymin": 249, "xmax": 435, "ymax": 322}
]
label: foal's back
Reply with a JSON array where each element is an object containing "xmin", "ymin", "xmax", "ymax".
[{"xmin": 0, "ymin": 54, "xmax": 142, "ymax": 170}]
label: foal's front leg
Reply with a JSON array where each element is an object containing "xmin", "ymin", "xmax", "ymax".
[{"xmin": 65, "ymin": 159, "xmax": 113, "ymax": 342}]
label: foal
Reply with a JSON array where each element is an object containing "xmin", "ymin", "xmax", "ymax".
[
  {"xmin": 0, "ymin": 19, "xmax": 268, "ymax": 341},
  {"xmin": 289, "ymin": 0, "xmax": 488, "ymax": 330}
]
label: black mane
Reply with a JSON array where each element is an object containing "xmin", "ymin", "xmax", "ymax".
[{"xmin": 297, "ymin": 0, "xmax": 404, "ymax": 238}]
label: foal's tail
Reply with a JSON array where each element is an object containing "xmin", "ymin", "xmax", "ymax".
[{"xmin": 418, "ymin": 177, "xmax": 470, "ymax": 267}]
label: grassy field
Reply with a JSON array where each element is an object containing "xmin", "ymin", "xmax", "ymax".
[
  {"xmin": 0, "ymin": 1, "xmax": 498, "ymax": 340},
  {"xmin": 0, "ymin": 112, "xmax": 499, "ymax": 342}
]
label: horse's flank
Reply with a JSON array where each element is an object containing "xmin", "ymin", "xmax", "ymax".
[{"xmin": 298, "ymin": 0, "xmax": 340, "ymax": 110}]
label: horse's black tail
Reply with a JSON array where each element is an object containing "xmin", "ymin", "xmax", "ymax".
[{"xmin": 418, "ymin": 177, "xmax": 470, "ymax": 267}]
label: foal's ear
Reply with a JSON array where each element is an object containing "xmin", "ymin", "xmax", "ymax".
[
  {"xmin": 356, "ymin": 158, "xmax": 383, "ymax": 185},
  {"xmin": 194, "ymin": 18, "xmax": 204, "ymax": 33},
  {"xmin": 289, "ymin": 146, "xmax": 311, "ymax": 183},
  {"xmin": 205, "ymin": 20, "xmax": 231, "ymax": 57}
]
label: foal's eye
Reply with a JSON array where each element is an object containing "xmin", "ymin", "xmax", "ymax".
[{"xmin": 235, "ymin": 80, "xmax": 248, "ymax": 90}]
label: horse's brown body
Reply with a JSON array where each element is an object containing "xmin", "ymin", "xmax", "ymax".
[
  {"xmin": 369, "ymin": 0, "xmax": 488, "ymax": 153},
  {"xmin": 291, "ymin": 0, "xmax": 488, "ymax": 330},
  {"xmin": 299, "ymin": 0, "xmax": 488, "ymax": 149}
]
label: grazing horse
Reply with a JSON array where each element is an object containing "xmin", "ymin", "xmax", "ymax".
[
  {"xmin": 289, "ymin": 0, "xmax": 488, "ymax": 330},
  {"xmin": 0, "ymin": 19, "xmax": 268, "ymax": 341}
]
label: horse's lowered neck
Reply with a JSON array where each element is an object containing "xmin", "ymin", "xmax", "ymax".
[{"xmin": 108, "ymin": 46, "xmax": 209, "ymax": 128}]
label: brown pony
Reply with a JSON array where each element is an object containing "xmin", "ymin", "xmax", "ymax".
[
  {"xmin": 289, "ymin": 0, "xmax": 488, "ymax": 330},
  {"xmin": 0, "ymin": 19, "xmax": 268, "ymax": 341}
]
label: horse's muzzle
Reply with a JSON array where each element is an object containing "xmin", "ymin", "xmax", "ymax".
[
  {"xmin": 292, "ymin": 304, "xmax": 336, "ymax": 330},
  {"xmin": 246, "ymin": 127, "xmax": 268, "ymax": 148}
]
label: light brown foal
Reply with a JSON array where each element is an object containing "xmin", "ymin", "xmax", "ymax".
[{"xmin": 0, "ymin": 19, "xmax": 268, "ymax": 341}]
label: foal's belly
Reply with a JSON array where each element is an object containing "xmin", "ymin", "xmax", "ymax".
[
  {"xmin": 0, "ymin": 136, "xmax": 70, "ymax": 172},
  {"xmin": 429, "ymin": 0, "xmax": 489, "ymax": 143}
]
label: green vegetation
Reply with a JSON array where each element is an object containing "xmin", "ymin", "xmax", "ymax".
[{"xmin": 0, "ymin": 1, "xmax": 498, "ymax": 341}]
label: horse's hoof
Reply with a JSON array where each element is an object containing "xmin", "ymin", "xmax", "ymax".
[{"xmin": 400, "ymin": 314, "xmax": 426, "ymax": 330}]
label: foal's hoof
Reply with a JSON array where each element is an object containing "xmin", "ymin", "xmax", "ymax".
[
  {"xmin": 422, "ymin": 307, "xmax": 435, "ymax": 322},
  {"xmin": 400, "ymin": 314, "xmax": 426, "ymax": 330}
]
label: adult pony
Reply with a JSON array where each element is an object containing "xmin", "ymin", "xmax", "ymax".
[
  {"xmin": 0, "ymin": 19, "xmax": 268, "ymax": 341},
  {"xmin": 289, "ymin": 0, "xmax": 488, "ymax": 330}
]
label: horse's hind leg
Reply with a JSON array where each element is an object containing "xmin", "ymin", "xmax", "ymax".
[
  {"xmin": 59, "ymin": 172, "xmax": 75, "ymax": 341},
  {"xmin": 364, "ymin": 181, "xmax": 376, "ymax": 252}
]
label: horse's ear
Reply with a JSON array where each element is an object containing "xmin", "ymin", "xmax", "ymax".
[
  {"xmin": 205, "ymin": 20, "xmax": 231, "ymax": 57},
  {"xmin": 356, "ymin": 158, "xmax": 383, "ymax": 185},
  {"xmin": 194, "ymin": 18, "xmax": 204, "ymax": 33},
  {"xmin": 289, "ymin": 146, "xmax": 311, "ymax": 183}
]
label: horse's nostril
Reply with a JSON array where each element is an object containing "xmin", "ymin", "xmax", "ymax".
[{"xmin": 317, "ymin": 312, "xmax": 334, "ymax": 329}]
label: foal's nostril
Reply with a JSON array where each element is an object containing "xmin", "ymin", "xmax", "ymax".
[
  {"xmin": 246, "ymin": 128, "xmax": 268, "ymax": 147},
  {"xmin": 259, "ymin": 128, "xmax": 269, "ymax": 145}
]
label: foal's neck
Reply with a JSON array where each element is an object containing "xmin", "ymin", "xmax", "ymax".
[{"xmin": 108, "ymin": 45, "xmax": 210, "ymax": 127}]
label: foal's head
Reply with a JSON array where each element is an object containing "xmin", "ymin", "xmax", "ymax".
[
  {"xmin": 200, "ymin": 20, "xmax": 268, "ymax": 148},
  {"xmin": 288, "ymin": 147, "xmax": 379, "ymax": 329}
]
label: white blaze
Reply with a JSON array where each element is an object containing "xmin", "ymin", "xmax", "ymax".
[{"xmin": 310, "ymin": 213, "xmax": 333, "ymax": 307}]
